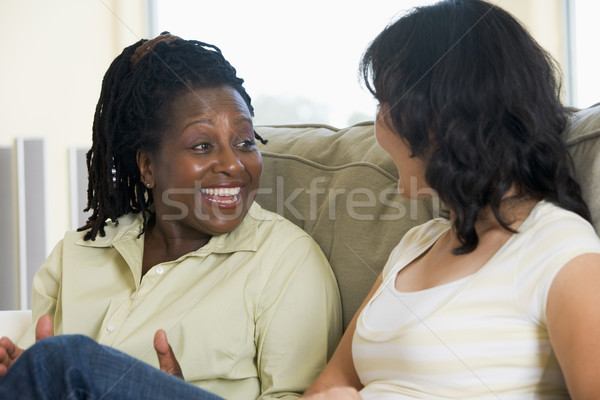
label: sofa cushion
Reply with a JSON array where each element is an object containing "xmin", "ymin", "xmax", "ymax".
[
  {"xmin": 565, "ymin": 104, "xmax": 600, "ymax": 234},
  {"xmin": 255, "ymin": 106, "xmax": 600, "ymax": 329},
  {"xmin": 0, "ymin": 310, "xmax": 32, "ymax": 341},
  {"xmin": 255, "ymin": 123, "xmax": 437, "ymax": 328}
]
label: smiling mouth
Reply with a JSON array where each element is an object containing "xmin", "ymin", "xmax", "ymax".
[{"xmin": 199, "ymin": 187, "xmax": 241, "ymax": 204}]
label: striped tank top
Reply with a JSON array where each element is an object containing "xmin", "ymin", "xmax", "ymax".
[{"xmin": 354, "ymin": 201, "xmax": 600, "ymax": 399}]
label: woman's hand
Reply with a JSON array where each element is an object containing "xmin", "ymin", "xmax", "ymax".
[
  {"xmin": 302, "ymin": 387, "xmax": 362, "ymax": 400},
  {"xmin": 0, "ymin": 337, "xmax": 20, "ymax": 378},
  {"xmin": 153, "ymin": 329, "xmax": 184, "ymax": 380},
  {"xmin": 0, "ymin": 314, "xmax": 53, "ymax": 378}
]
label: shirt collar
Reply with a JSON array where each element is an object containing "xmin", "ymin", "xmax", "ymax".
[{"xmin": 75, "ymin": 202, "xmax": 263, "ymax": 255}]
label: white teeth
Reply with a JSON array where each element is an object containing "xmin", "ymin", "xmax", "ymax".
[
  {"xmin": 200, "ymin": 187, "xmax": 241, "ymax": 196},
  {"xmin": 208, "ymin": 195, "xmax": 237, "ymax": 204}
]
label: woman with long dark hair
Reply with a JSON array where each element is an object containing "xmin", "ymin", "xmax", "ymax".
[{"xmin": 306, "ymin": 0, "xmax": 600, "ymax": 397}]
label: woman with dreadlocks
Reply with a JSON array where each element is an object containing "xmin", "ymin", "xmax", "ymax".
[{"xmin": 0, "ymin": 32, "xmax": 341, "ymax": 400}]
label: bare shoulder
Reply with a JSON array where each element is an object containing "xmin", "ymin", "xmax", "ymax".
[
  {"xmin": 546, "ymin": 252, "xmax": 600, "ymax": 397},
  {"xmin": 548, "ymin": 253, "xmax": 600, "ymax": 315}
]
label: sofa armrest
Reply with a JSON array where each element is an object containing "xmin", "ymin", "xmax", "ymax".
[{"xmin": 0, "ymin": 310, "xmax": 32, "ymax": 342}]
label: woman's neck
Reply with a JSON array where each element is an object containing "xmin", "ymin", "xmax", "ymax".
[
  {"xmin": 449, "ymin": 194, "xmax": 540, "ymax": 241},
  {"xmin": 140, "ymin": 216, "xmax": 212, "ymax": 278}
]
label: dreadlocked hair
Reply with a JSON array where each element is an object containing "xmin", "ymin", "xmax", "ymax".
[
  {"xmin": 361, "ymin": 0, "xmax": 590, "ymax": 254},
  {"xmin": 79, "ymin": 32, "xmax": 266, "ymax": 241}
]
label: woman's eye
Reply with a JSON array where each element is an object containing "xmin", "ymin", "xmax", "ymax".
[
  {"xmin": 238, "ymin": 139, "xmax": 256, "ymax": 150},
  {"xmin": 194, "ymin": 143, "xmax": 211, "ymax": 151}
]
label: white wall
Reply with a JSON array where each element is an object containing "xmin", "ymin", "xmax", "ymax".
[
  {"xmin": 0, "ymin": 0, "xmax": 148, "ymax": 253},
  {"xmin": 500, "ymin": 0, "xmax": 569, "ymax": 99}
]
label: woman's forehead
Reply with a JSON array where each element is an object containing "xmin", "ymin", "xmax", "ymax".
[{"xmin": 171, "ymin": 86, "xmax": 250, "ymax": 114}]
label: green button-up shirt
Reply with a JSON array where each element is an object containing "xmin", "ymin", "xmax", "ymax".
[{"xmin": 20, "ymin": 203, "xmax": 342, "ymax": 400}]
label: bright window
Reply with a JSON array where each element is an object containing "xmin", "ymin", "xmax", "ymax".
[
  {"xmin": 151, "ymin": 1, "xmax": 438, "ymax": 127},
  {"xmin": 151, "ymin": 0, "xmax": 599, "ymax": 125},
  {"xmin": 569, "ymin": 0, "xmax": 600, "ymax": 108}
]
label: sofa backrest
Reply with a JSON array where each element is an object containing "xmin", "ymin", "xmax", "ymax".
[
  {"xmin": 255, "ymin": 123, "xmax": 437, "ymax": 328},
  {"xmin": 255, "ymin": 104, "xmax": 600, "ymax": 329},
  {"xmin": 565, "ymin": 104, "xmax": 600, "ymax": 233}
]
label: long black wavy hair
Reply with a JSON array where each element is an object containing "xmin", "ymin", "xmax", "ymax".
[
  {"xmin": 79, "ymin": 32, "xmax": 266, "ymax": 241},
  {"xmin": 360, "ymin": 0, "xmax": 590, "ymax": 254}
]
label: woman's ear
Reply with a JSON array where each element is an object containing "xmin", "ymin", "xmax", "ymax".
[{"xmin": 136, "ymin": 149, "xmax": 155, "ymax": 189}]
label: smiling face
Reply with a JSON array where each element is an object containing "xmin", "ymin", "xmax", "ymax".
[{"xmin": 137, "ymin": 85, "xmax": 262, "ymax": 237}]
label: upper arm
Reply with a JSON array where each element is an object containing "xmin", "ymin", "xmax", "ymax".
[
  {"xmin": 17, "ymin": 240, "xmax": 63, "ymax": 348},
  {"xmin": 546, "ymin": 252, "xmax": 600, "ymax": 399},
  {"xmin": 255, "ymin": 236, "xmax": 343, "ymax": 399},
  {"xmin": 304, "ymin": 272, "xmax": 384, "ymax": 396}
]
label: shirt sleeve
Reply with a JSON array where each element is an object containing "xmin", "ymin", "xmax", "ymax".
[
  {"xmin": 381, "ymin": 219, "xmax": 447, "ymax": 280},
  {"xmin": 254, "ymin": 235, "xmax": 343, "ymax": 400},
  {"xmin": 515, "ymin": 211, "xmax": 600, "ymax": 326},
  {"xmin": 17, "ymin": 239, "xmax": 64, "ymax": 349}
]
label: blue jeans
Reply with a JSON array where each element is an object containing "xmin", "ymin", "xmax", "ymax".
[{"xmin": 0, "ymin": 335, "xmax": 223, "ymax": 400}]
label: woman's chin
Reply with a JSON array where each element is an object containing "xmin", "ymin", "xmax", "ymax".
[{"xmin": 192, "ymin": 201, "xmax": 252, "ymax": 235}]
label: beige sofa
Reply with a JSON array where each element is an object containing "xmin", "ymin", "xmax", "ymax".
[
  {"xmin": 254, "ymin": 104, "xmax": 600, "ymax": 329},
  {"xmin": 1, "ymin": 104, "xmax": 599, "ymax": 337}
]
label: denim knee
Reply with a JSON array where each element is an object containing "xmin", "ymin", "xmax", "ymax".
[{"xmin": 26, "ymin": 334, "xmax": 97, "ymax": 363}]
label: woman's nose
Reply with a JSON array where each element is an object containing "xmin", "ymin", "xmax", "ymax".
[{"xmin": 213, "ymin": 147, "xmax": 244, "ymax": 175}]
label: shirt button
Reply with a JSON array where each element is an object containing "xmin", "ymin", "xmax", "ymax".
[
  {"xmin": 107, "ymin": 324, "xmax": 116, "ymax": 332},
  {"xmin": 130, "ymin": 292, "xmax": 137, "ymax": 300},
  {"xmin": 156, "ymin": 266, "xmax": 164, "ymax": 275}
]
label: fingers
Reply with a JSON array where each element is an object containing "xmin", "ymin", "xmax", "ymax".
[
  {"xmin": 0, "ymin": 314, "xmax": 54, "ymax": 378},
  {"xmin": 153, "ymin": 329, "xmax": 168, "ymax": 354},
  {"xmin": 0, "ymin": 345, "xmax": 8, "ymax": 378},
  {"xmin": 302, "ymin": 387, "xmax": 362, "ymax": 400},
  {"xmin": 153, "ymin": 329, "xmax": 184, "ymax": 380},
  {"xmin": 1, "ymin": 314, "xmax": 54, "ymax": 380},
  {"xmin": 0, "ymin": 339, "xmax": 11, "ymax": 375},
  {"xmin": 336, "ymin": 387, "xmax": 362, "ymax": 399},
  {"xmin": 0, "ymin": 336, "xmax": 21, "ymax": 361},
  {"xmin": 0, "ymin": 336, "xmax": 22, "ymax": 378},
  {"xmin": 35, "ymin": 314, "xmax": 54, "ymax": 342}
]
